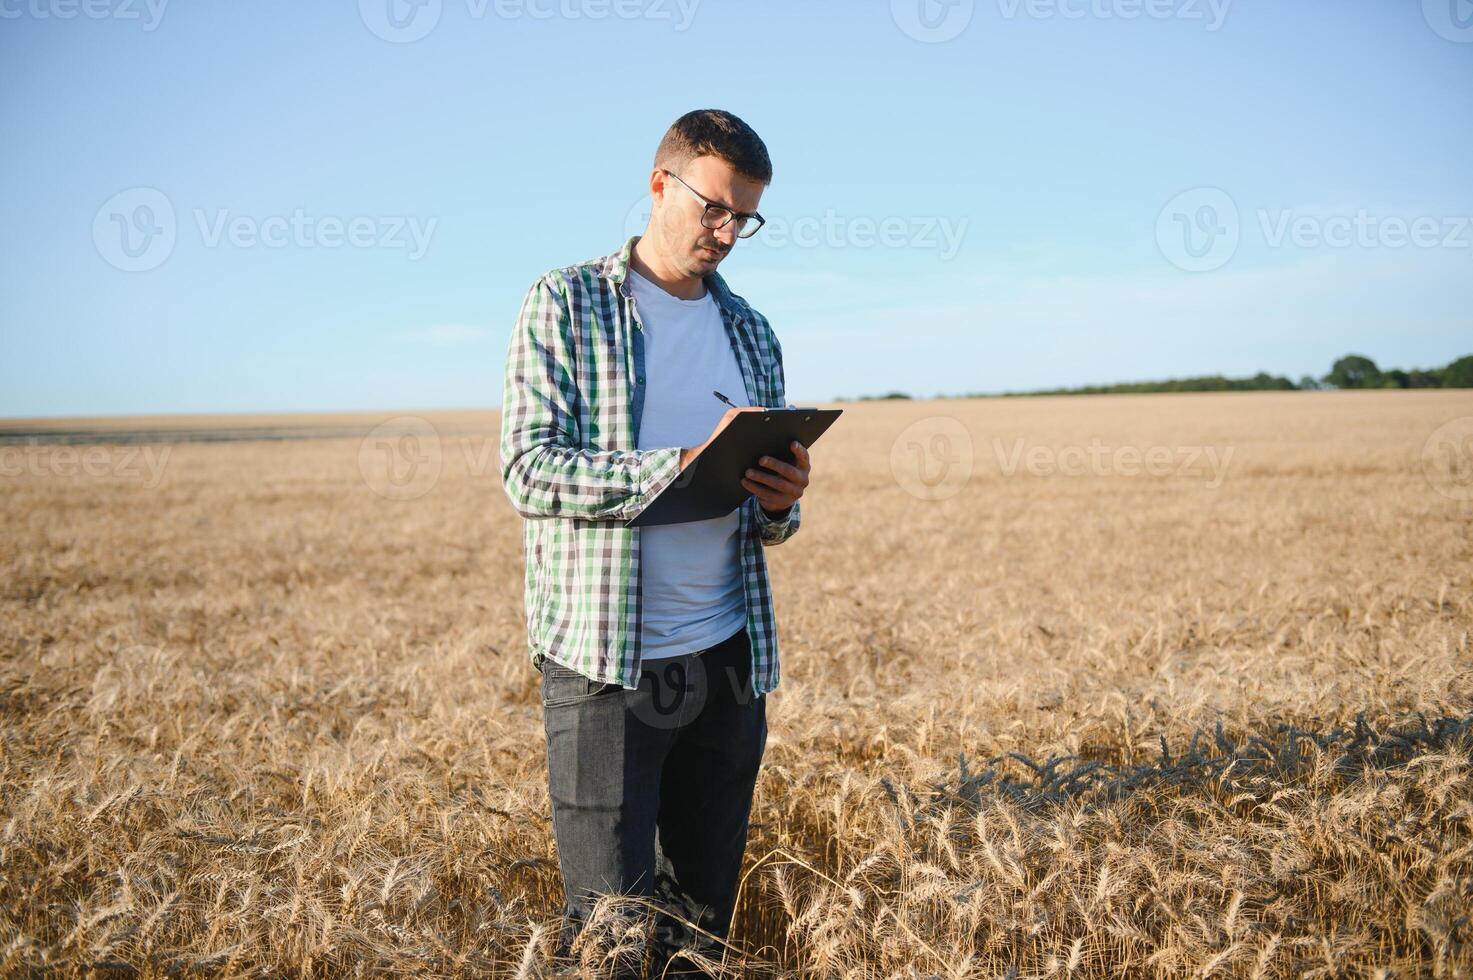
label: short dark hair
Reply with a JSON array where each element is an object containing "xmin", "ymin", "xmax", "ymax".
[{"xmin": 654, "ymin": 109, "xmax": 772, "ymax": 185}]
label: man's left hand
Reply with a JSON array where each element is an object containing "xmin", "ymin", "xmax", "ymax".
[{"xmin": 742, "ymin": 440, "xmax": 811, "ymax": 515}]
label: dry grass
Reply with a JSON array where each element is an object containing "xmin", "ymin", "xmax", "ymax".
[{"xmin": 2, "ymin": 390, "xmax": 1470, "ymax": 977}]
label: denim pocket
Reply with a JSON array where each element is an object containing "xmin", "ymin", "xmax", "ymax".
[{"xmin": 540, "ymin": 662, "xmax": 623, "ymax": 709}]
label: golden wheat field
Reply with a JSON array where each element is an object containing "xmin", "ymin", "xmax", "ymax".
[{"xmin": 2, "ymin": 390, "xmax": 1472, "ymax": 978}]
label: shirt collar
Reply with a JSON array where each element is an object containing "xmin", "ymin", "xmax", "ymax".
[{"xmin": 604, "ymin": 234, "xmax": 741, "ymax": 316}]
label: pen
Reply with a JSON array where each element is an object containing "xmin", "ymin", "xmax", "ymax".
[{"xmin": 715, "ymin": 389, "xmax": 798, "ymax": 410}]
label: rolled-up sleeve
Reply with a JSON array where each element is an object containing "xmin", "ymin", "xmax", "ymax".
[{"xmin": 755, "ymin": 498, "xmax": 801, "ymax": 545}]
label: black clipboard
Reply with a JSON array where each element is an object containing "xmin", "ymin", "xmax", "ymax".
[{"xmin": 627, "ymin": 407, "xmax": 842, "ymax": 527}]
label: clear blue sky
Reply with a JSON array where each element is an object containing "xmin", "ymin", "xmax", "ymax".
[{"xmin": 2, "ymin": 0, "xmax": 1469, "ymax": 417}]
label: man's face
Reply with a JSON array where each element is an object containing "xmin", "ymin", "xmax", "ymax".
[{"xmin": 650, "ymin": 154, "xmax": 766, "ymax": 279}]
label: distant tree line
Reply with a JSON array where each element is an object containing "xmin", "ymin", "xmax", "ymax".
[{"xmin": 842, "ymin": 353, "xmax": 1473, "ymax": 401}]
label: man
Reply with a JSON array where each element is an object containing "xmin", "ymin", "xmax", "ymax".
[{"xmin": 498, "ymin": 109, "xmax": 812, "ymax": 978}]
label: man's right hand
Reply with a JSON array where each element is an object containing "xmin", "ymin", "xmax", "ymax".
[{"xmin": 679, "ymin": 406, "xmax": 762, "ymax": 471}]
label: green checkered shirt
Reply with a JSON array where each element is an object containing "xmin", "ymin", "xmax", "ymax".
[{"xmin": 499, "ymin": 235, "xmax": 801, "ymax": 695}]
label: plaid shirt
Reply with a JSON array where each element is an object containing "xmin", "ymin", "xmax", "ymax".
[{"xmin": 499, "ymin": 235, "xmax": 800, "ymax": 695}]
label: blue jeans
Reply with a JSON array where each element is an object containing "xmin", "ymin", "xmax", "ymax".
[{"xmin": 538, "ymin": 625, "xmax": 766, "ymax": 979}]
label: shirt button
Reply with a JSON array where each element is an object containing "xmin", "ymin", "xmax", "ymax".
[{"xmin": 636, "ymin": 375, "xmax": 645, "ymax": 385}]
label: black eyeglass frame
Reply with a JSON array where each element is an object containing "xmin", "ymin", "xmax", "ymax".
[{"xmin": 661, "ymin": 169, "xmax": 765, "ymax": 239}]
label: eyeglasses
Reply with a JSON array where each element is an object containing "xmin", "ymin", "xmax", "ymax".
[{"xmin": 662, "ymin": 169, "xmax": 765, "ymax": 239}]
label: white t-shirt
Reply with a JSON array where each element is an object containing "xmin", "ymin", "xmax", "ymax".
[{"xmin": 628, "ymin": 267, "xmax": 749, "ymax": 660}]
